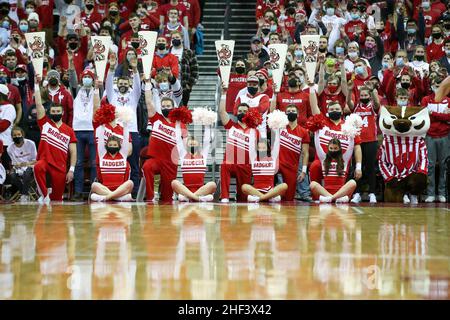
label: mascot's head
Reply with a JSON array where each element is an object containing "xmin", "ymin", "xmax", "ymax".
[{"xmin": 379, "ymin": 106, "xmax": 430, "ymax": 137}]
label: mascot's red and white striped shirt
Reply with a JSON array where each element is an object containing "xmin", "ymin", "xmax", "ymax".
[{"xmin": 379, "ymin": 135, "xmax": 428, "ymax": 182}]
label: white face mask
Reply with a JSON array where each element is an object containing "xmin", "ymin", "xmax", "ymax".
[{"xmin": 348, "ymin": 51, "xmax": 358, "ymax": 58}]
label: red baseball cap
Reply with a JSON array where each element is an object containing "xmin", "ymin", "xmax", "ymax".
[
  {"xmin": 81, "ymin": 69, "xmax": 96, "ymax": 79},
  {"xmin": 15, "ymin": 64, "xmax": 27, "ymax": 72}
]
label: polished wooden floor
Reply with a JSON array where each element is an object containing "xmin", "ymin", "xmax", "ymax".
[{"xmin": 0, "ymin": 202, "xmax": 449, "ymax": 300}]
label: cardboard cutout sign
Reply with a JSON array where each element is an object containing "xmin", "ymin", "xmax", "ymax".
[
  {"xmin": 138, "ymin": 31, "xmax": 158, "ymax": 80},
  {"xmin": 215, "ymin": 40, "xmax": 235, "ymax": 87},
  {"xmin": 24, "ymin": 32, "xmax": 45, "ymax": 77},
  {"xmin": 267, "ymin": 43, "xmax": 288, "ymax": 93},
  {"xmin": 300, "ymin": 35, "xmax": 320, "ymax": 83},
  {"xmin": 91, "ymin": 36, "xmax": 112, "ymax": 82}
]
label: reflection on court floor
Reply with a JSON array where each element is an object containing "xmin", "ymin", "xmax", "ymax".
[{"xmin": 0, "ymin": 203, "xmax": 448, "ymax": 299}]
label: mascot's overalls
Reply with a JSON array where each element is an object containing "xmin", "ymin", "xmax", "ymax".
[{"xmin": 378, "ymin": 106, "xmax": 430, "ymax": 203}]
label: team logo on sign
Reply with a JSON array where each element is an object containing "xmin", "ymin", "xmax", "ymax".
[
  {"xmin": 29, "ymin": 36, "xmax": 44, "ymax": 59},
  {"xmin": 303, "ymin": 40, "xmax": 318, "ymax": 62},
  {"xmin": 93, "ymin": 39, "xmax": 106, "ymax": 61},
  {"xmin": 139, "ymin": 35, "xmax": 148, "ymax": 55},
  {"xmin": 217, "ymin": 44, "xmax": 232, "ymax": 66},
  {"xmin": 269, "ymin": 47, "xmax": 280, "ymax": 69}
]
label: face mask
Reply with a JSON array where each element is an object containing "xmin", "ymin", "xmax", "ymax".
[
  {"xmin": 258, "ymin": 78, "xmax": 265, "ymax": 86},
  {"xmin": 106, "ymin": 146, "xmax": 120, "ymax": 155},
  {"xmin": 351, "ymin": 13, "xmax": 360, "ymax": 20},
  {"xmin": 13, "ymin": 137, "xmax": 23, "ymax": 144},
  {"xmin": 401, "ymin": 82, "xmax": 410, "ymax": 89},
  {"xmin": 50, "ymin": 113, "xmax": 63, "ymax": 123},
  {"xmin": 360, "ymin": 98, "xmax": 370, "ymax": 105},
  {"xmin": 247, "ymin": 86, "xmax": 258, "ymax": 95},
  {"xmin": 355, "ymin": 66, "xmax": 365, "ymax": 75},
  {"xmin": 237, "ymin": 113, "xmax": 245, "ymax": 122},
  {"xmin": 327, "ymin": 111, "xmax": 342, "ymax": 120},
  {"xmin": 190, "ymin": 146, "xmax": 199, "ymax": 154},
  {"xmin": 19, "ymin": 24, "xmax": 28, "ymax": 32},
  {"xmin": 267, "ymin": 69, "xmax": 273, "ymax": 77},
  {"xmin": 326, "ymin": 8, "xmax": 335, "ymax": 16},
  {"xmin": 16, "ymin": 76, "xmax": 27, "ymax": 82},
  {"xmin": 29, "ymin": 21, "xmax": 38, "ymax": 28},
  {"xmin": 287, "ymin": 112, "xmax": 297, "ymax": 122},
  {"xmin": 235, "ymin": 66, "xmax": 245, "ymax": 74},
  {"xmin": 270, "ymin": 25, "xmax": 277, "ymax": 32},
  {"xmin": 397, "ymin": 99, "xmax": 407, "ymax": 107},
  {"xmin": 162, "ymin": 108, "xmax": 171, "ymax": 118},
  {"xmin": 407, "ymin": 28, "xmax": 416, "ymax": 34},
  {"xmin": 68, "ymin": 42, "xmax": 78, "ymax": 50},
  {"xmin": 157, "ymin": 43, "xmax": 166, "ymax": 51},
  {"xmin": 109, "ymin": 11, "xmax": 118, "ymax": 16},
  {"xmin": 299, "ymin": 75, "xmax": 305, "ymax": 83},
  {"xmin": 415, "ymin": 55, "xmax": 424, "ymax": 61},
  {"xmin": 348, "ymin": 51, "xmax": 358, "ymax": 59},
  {"xmin": 2, "ymin": 21, "xmax": 10, "ymax": 29},
  {"xmin": 288, "ymin": 78, "xmax": 298, "ymax": 88},
  {"xmin": 433, "ymin": 33, "xmax": 442, "ymax": 40},
  {"xmin": 328, "ymin": 84, "xmax": 338, "ymax": 93},
  {"xmin": 48, "ymin": 78, "xmax": 59, "ymax": 86},
  {"xmin": 422, "ymin": 1, "xmax": 430, "ymax": 9},
  {"xmin": 262, "ymin": 28, "xmax": 270, "ymax": 35},
  {"xmin": 82, "ymin": 77, "xmax": 93, "ymax": 87},
  {"xmin": 336, "ymin": 47, "xmax": 344, "ymax": 55},
  {"xmin": 172, "ymin": 39, "xmax": 181, "ymax": 47},
  {"xmin": 86, "ymin": 4, "xmax": 94, "ymax": 10},
  {"xmin": 382, "ymin": 61, "xmax": 389, "ymax": 69},
  {"xmin": 25, "ymin": 8, "xmax": 34, "ymax": 14},
  {"xmin": 131, "ymin": 42, "xmax": 140, "ymax": 49},
  {"xmin": 64, "ymin": 0, "xmax": 72, "ymax": 4},
  {"xmin": 328, "ymin": 150, "xmax": 341, "ymax": 158},
  {"xmin": 376, "ymin": 28, "xmax": 384, "ymax": 33},
  {"xmin": 365, "ymin": 42, "xmax": 376, "ymax": 49},
  {"xmin": 159, "ymin": 82, "xmax": 169, "ymax": 91},
  {"xmin": 446, "ymin": 49, "xmax": 450, "ymax": 56},
  {"xmin": 396, "ymin": 57, "xmax": 405, "ymax": 67},
  {"xmin": 294, "ymin": 50, "xmax": 303, "ymax": 58},
  {"xmin": 119, "ymin": 85, "xmax": 129, "ymax": 94}
]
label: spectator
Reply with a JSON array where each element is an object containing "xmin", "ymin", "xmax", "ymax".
[
  {"xmin": 152, "ymin": 36, "xmax": 180, "ymax": 78},
  {"xmin": 427, "ymin": 24, "xmax": 445, "ymax": 62},
  {"xmin": 7, "ymin": 126, "xmax": 37, "ymax": 202},
  {"xmin": 0, "ymin": 84, "xmax": 16, "ymax": 167},
  {"xmin": 159, "ymin": 0, "xmax": 189, "ymax": 30},
  {"xmin": 246, "ymin": 36, "xmax": 269, "ymax": 70},
  {"xmin": 439, "ymin": 39, "xmax": 450, "ymax": 74},
  {"xmin": 223, "ymin": 59, "xmax": 247, "ymax": 118},
  {"xmin": 150, "ymin": 69, "xmax": 182, "ymax": 116},
  {"xmin": 160, "ymin": 8, "xmax": 190, "ymax": 49},
  {"xmin": 170, "ymin": 30, "xmax": 198, "ymax": 106},
  {"xmin": 0, "ymin": 66, "xmax": 22, "ymax": 127},
  {"xmin": 45, "ymin": 69, "xmax": 74, "ymax": 126},
  {"xmin": 80, "ymin": 0, "xmax": 102, "ymax": 33}
]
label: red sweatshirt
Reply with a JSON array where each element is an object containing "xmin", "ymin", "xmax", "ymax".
[
  {"xmin": 152, "ymin": 52, "xmax": 180, "ymax": 78},
  {"xmin": 56, "ymin": 36, "xmax": 88, "ymax": 80},
  {"xmin": 345, "ymin": 20, "xmax": 367, "ymax": 43},
  {"xmin": 421, "ymin": 94, "xmax": 450, "ymax": 138}
]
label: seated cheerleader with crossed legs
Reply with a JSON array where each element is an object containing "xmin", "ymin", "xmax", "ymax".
[
  {"xmin": 241, "ymin": 130, "xmax": 288, "ymax": 202},
  {"xmin": 171, "ymin": 123, "xmax": 217, "ymax": 202},
  {"xmin": 310, "ymin": 138, "xmax": 357, "ymax": 203}
]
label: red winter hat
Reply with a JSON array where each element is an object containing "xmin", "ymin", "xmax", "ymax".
[
  {"xmin": 81, "ymin": 69, "xmax": 96, "ymax": 79},
  {"xmin": 256, "ymin": 68, "xmax": 269, "ymax": 80}
]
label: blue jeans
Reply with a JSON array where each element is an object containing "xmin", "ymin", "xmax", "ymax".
[
  {"xmin": 129, "ymin": 132, "xmax": 141, "ymax": 195},
  {"xmin": 74, "ymin": 131, "xmax": 97, "ymax": 193}
]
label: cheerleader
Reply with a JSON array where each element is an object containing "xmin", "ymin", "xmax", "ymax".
[
  {"xmin": 242, "ymin": 130, "xmax": 288, "ymax": 202},
  {"xmin": 310, "ymin": 138, "xmax": 357, "ymax": 203},
  {"xmin": 171, "ymin": 123, "xmax": 217, "ymax": 202}
]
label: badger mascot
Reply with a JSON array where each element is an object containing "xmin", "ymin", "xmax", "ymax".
[{"xmin": 378, "ymin": 106, "xmax": 430, "ymax": 204}]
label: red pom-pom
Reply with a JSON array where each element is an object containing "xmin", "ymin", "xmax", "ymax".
[
  {"xmin": 305, "ymin": 114, "xmax": 326, "ymax": 132},
  {"xmin": 168, "ymin": 106, "xmax": 193, "ymax": 124},
  {"xmin": 94, "ymin": 102, "xmax": 116, "ymax": 126},
  {"xmin": 242, "ymin": 108, "xmax": 263, "ymax": 129}
]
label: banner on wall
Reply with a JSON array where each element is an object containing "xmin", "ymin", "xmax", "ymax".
[
  {"xmin": 24, "ymin": 32, "xmax": 46, "ymax": 78},
  {"xmin": 138, "ymin": 31, "xmax": 158, "ymax": 80},
  {"xmin": 91, "ymin": 36, "xmax": 112, "ymax": 82},
  {"xmin": 300, "ymin": 35, "xmax": 320, "ymax": 83},
  {"xmin": 215, "ymin": 40, "xmax": 235, "ymax": 87},
  {"xmin": 267, "ymin": 43, "xmax": 288, "ymax": 93}
]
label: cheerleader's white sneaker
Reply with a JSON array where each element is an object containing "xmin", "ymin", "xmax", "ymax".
[
  {"xmin": 350, "ymin": 193, "xmax": 361, "ymax": 203},
  {"xmin": 438, "ymin": 196, "xmax": 446, "ymax": 203},
  {"xmin": 336, "ymin": 196, "xmax": 349, "ymax": 203},
  {"xmin": 269, "ymin": 195, "xmax": 281, "ymax": 202},
  {"xmin": 319, "ymin": 196, "xmax": 332, "ymax": 203},
  {"xmin": 403, "ymin": 195, "xmax": 410, "ymax": 204},
  {"xmin": 220, "ymin": 198, "xmax": 229, "ymax": 203},
  {"xmin": 178, "ymin": 194, "xmax": 189, "ymax": 202},
  {"xmin": 199, "ymin": 194, "xmax": 214, "ymax": 202},
  {"xmin": 247, "ymin": 195, "xmax": 260, "ymax": 203},
  {"xmin": 424, "ymin": 196, "xmax": 435, "ymax": 203},
  {"xmin": 368, "ymin": 193, "xmax": 377, "ymax": 203}
]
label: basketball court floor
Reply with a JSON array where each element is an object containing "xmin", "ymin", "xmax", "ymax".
[{"xmin": 0, "ymin": 202, "xmax": 448, "ymax": 300}]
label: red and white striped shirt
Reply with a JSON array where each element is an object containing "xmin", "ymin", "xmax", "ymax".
[
  {"xmin": 379, "ymin": 135, "xmax": 428, "ymax": 182},
  {"xmin": 37, "ymin": 117, "xmax": 77, "ymax": 173},
  {"xmin": 279, "ymin": 125, "xmax": 310, "ymax": 168},
  {"xmin": 148, "ymin": 113, "xmax": 185, "ymax": 162},
  {"xmin": 97, "ymin": 153, "xmax": 130, "ymax": 190},
  {"xmin": 252, "ymin": 157, "xmax": 277, "ymax": 193},
  {"xmin": 223, "ymin": 120, "xmax": 258, "ymax": 165}
]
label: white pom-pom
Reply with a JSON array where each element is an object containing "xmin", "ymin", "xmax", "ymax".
[
  {"xmin": 342, "ymin": 113, "xmax": 363, "ymax": 138},
  {"xmin": 192, "ymin": 107, "xmax": 217, "ymax": 126},
  {"xmin": 267, "ymin": 110, "xmax": 289, "ymax": 129},
  {"xmin": 116, "ymin": 107, "xmax": 134, "ymax": 124}
]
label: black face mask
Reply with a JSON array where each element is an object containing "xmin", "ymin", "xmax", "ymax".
[
  {"xmin": 433, "ymin": 33, "xmax": 442, "ymax": 39},
  {"xmin": 109, "ymin": 11, "xmax": 118, "ymax": 16},
  {"xmin": 328, "ymin": 150, "xmax": 342, "ymax": 158},
  {"xmin": 62, "ymin": 79, "xmax": 70, "ymax": 87},
  {"xmin": 13, "ymin": 137, "xmax": 23, "ymax": 144},
  {"xmin": 401, "ymin": 82, "xmax": 410, "ymax": 89},
  {"xmin": 162, "ymin": 108, "xmax": 171, "ymax": 118},
  {"xmin": 328, "ymin": 111, "xmax": 342, "ymax": 121},
  {"xmin": 247, "ymin": 86, "xmax": 258, "ymax": 95},
  {"xmin": 319, "ymin": 47, "xmax": 327, "ymax": 53},
  {"xmin": 288, "ymin": 78, "xmax": 298, "ymax": 88},
  {"xmin": 157, "ymin": 43, "xmax": 166, "ymax": 50},
  {"xmin": 131, "ymin": 42, "xmax": 140, "ymax": 49},
  {"xmin": 415, "ymin": 55, "xmax": 424, "ymax": 61},
  {"xmin": 376, "ymin": 28, "xmax": 384, "ymax": 33},
  {"xmin": 43, "ymin": 62, "xmax": 49, "ymax": 69},
  {"xmin": 258, "ymin": 78, "xmax": 265, "ymax": 86},
  {"xmin": 119, "ymin": 86, "xmax": 128, "ymax": 94},
  {"xmin": 48, "ymin": 78, "xmax": 59, "ymax": 86},
  {"xmin": 287, "ymin": 112, "xmax": 297, "ymax": 122},
  {"xmin": 360, "ymin": 98, "xmax": 370, "ymax": 105},
  {"xmin": 235, "ymin": 66, "xmax": 245, "ymax": 74},
  {"xmin": 64, "ymin": 0, "xmax": 72, "ymax": 4},
  {"xmin": 190, "ymin": 146, "xmax": 199, "ymax": 154},
  {"xmin": 106, "ymin": 146, "xmax": 120, "ymax": 155},
  {"xmin": 85, "ymin": 4, "xmax": 94, "ymax": 10},
  {"xmin": 262, "ymin": 28, "xmax": 270, "ymax": 35},
  {"xmin": 172, "ymin": 39, "xmax": 181, "ymax": 47},
  {"xmin": 237, "ymin": 113, "xmax": 245, "ymax": 122},
  {"xmin": 50, "ymin": 113, "xmax": 63, "ymax": 123}
]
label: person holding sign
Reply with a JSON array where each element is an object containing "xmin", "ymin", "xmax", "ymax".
[{"xmin": 33, "ymin": 75, "xmax": 77, "ymax": 203}]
